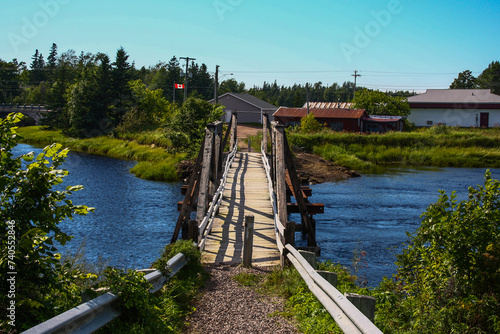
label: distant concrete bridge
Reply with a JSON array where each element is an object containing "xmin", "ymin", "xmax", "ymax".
[{"xmin": 0, "ymin": 104, "xmax": 51, "ymax": 124}]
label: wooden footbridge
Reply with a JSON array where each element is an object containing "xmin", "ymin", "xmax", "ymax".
[
  {"xmin": 171, "ymin": 112, "xmax": 322, "ymax": 267},
  {"xmin": 25, "ymin": 113, "xmax": 383, "ymax": 334}
]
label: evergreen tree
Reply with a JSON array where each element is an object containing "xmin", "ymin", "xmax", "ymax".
[
  {"xmin": 477, "ymin": 61, "xmax": 500, "ymax": 95},
  {"xmin": 450, "ymin": 70, "xmax": 477, "ymax": 89},
  {"xmin": 29, "ymin": 49, "xmax": 46, "ymax": 84},
  {"xmin": 0, "ymin": 59, "xmax": 21, "ymax": 103},
  {"xmin": 110, "ymin": 47, "xmax": 133, "ymax": 124}
]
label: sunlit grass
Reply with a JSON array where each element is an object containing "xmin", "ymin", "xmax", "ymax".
[
  {"xmin": 17, "ymin": 126, "xmax": 187, "ymax": 182},
  {"xmin": 288, "ymin": 127, "xmax": 500, "ymax": 170}
]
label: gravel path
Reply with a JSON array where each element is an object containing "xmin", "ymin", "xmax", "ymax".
[{"xmin": 184, "ymin": 264, "xmax": 300, "ymax": 334}]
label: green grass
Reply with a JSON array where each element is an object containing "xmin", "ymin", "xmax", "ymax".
[
  {"xmin": 16, "ymin": 126, "xmax": 187, "ymax": 182},
  {"xmin": 288, "ymin": 127, "xmax": 500, "ymax": 170},
  {"xmin": 229, "ymin": 261, "xmax": 372, "ymax": 334}
]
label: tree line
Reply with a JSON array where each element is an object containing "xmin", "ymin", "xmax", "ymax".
[{"xmin": 0, "ymin": 43, "xmax": 499, "ymax": 136}]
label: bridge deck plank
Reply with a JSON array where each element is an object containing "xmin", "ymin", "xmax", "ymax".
[{"xmin": 201, "ymin": 152, "xmax": 281, "ymax": 267}]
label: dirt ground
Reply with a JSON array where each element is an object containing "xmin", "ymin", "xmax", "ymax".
[{"xmin": 236, "ymin": 124, "xmax": 359, "ymax": 184}]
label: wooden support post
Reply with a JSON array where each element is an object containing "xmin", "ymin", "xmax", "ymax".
[
  {"xmin": 298, "ymin": 250, "xmax": 317, "ymax": 269},
  {"xmin": 188, "ymin": 220, "xmax": 199, "ymax": 242},
  {"xmin": 196, "ymin": 128, "xmax": 214, "ymax": 223},
  {"xmin": 262, "ymin": 114, "xmax": 268, "ymax": 153},
  {"xmin": 345, "ymin": 293, "xmax": 376, "ymax": 323},
  {"xmin": 317, "ymin": 271, "xmax": 337, "ymax": 288},
  {"xmin": 283, "ymin": 134, "xmax": 317, "ymax": 247},
  {"xmin": 243, "ymin": 215, "xmax": 254, "ymax": 267},
  {"xmin": 209, "ymin": 122, "xmax": 222, "ymax": 199},
  {"xmin": 273, "ymin": 123, "xmax": 287, "ymax": 237},
  {"xmin": 229, "ymin": 112, "xmax": 237, "ymax": 150},
  {"xmin": 285, "ymin": 221, "xmax": 295, "ymax": 247}
]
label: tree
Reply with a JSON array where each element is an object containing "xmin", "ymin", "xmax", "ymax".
[
  {"xmin": 0, "ymin": 59, "xmax": 21, "ymax": 103},
  {"xmin": 377, "ymin": 171, "xmax": 500, "ymax": 333},
  {"xmin": 0, "ymin": 113, "xmax": 94, "ymax": 329},
  {"xmin": 116, "ymin": 80, "xmax": 172, "ymax": 132},
  {"xmin": 298, "ymin": 113, "xmax": 323, "ymax": 133},
  {"xmin": 219, "ymin": 78, "xmax": 245, "ymax": 95},
  {"xmin": 353, "ymin": 89, "xmax": 410, "ymax": 116},
  {"xmin": 29, "ymin": 49, "xmax": 46, "ymax": 84},
  {"xmin": 110, "ymin": 47, "xmax": 133, "ymax": 124},
  {"xmin": 477, "ymin": 61, "xmax": 500, "ymax": 95},
  {"xmin": 450, "ymin": 70, "xmax": 477, "ymax": 89},
  {"xmin": 165, "ymin": 98, "xmax": 224, "ymax": 155}
]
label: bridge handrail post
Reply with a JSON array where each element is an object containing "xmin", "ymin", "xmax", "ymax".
[
  {"xmin": 272, "ymin": 122, "xmax": 289, "ymax": 266},
  {"xmin": 196, "ymin": 127, "xmax": 215, "ymax": 224},
  {"xmin": 209, "ymin": 122, "xmax": 223, "ymax": 200},
  {"xmin": 229, "ymin": 112, "xmax": 238, "ymax": 150},
  {"xmin": 262, "ymin": 114, "xmax": 269, "ymax": 154}
]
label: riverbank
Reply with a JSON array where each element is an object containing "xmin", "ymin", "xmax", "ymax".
[
  {"xmin": 16, "ymin": 126, "xmax": 187, "ymax": 182},
  {"xmin": 288, "ymin": 126, "xmax": 500, "ymax": 171}
]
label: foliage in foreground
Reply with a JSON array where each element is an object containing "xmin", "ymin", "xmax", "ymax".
[
  {"xmin": 375, "ymin": 171, "xmax": 500, "ymax": 333},
  {"xmin": 102, "ymin": 240, "xmax": 208, "ymax": 333},
  {"xmin": 0, "ymin": 113, "xmax": 95, "ymax": 331}
]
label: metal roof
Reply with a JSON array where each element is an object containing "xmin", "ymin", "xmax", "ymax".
[
  {"xmin": 218, "ymin": 93, "xmax": 278, "ymax": 110},
  {"xmin": 302, "ymin": 102, "xmax": 354, "ymax": 109},
  {"xmin": 273, "ymin": 107, "xmax": 366, "ymax": 119},
  {"xmin": 408, "ymin": 89, "xmax": 500, "ymax": 104}
]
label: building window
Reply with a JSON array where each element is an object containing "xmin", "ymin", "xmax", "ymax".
[
  {"xmin": 329, "ymin": 122, "xmax": 343, "ymax": 131},
  {"xmin": 427, "ymin": 120, "xmax": 433, "ymax": 125}
]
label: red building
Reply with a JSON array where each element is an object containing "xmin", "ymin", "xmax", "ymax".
[{"xmin": 273, "ymin": 107, "xmax": 403, "ymax": 132}]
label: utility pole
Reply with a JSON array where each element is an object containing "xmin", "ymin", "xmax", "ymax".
[
  {"xmin": 180, "ymin": 56, "xmax": 196, "ymax": 102},
  {"xmin": 352, "ymin": 70, "xmax": 361, "ymax": 99},
  {"xmin": 305, "ymin": 83, "xmax": 310, "ymax": 115},
  {"xmin": 214, "ymin": 65, "xmax": 220, "ymax": 104}
]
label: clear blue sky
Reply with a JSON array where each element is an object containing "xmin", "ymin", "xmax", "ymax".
[{"xmin": 2, "ymin": 0, "xmax": 499, "ymax": 92}]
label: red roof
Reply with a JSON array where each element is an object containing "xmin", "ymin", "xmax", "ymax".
[{"xmin": 273, "ymin": 107, "xmax": 366, "ymax": 119}]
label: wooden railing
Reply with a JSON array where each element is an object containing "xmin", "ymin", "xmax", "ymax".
[
  {"xmin": 171, "ymin": 112, "xmax": 238, "ymax": 244},
  {"xmin": 261, "ymin": 115, "xmax": 383, "ymax": 333}
]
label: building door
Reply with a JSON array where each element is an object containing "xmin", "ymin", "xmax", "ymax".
[{"xmin": 480, "ymin": 112, "xmax": 489, "ymax": 128}]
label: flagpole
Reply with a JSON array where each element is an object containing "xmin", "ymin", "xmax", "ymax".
[{"xmin": 173, "ymin": 83, "xmax": 176, "ymax": 104}]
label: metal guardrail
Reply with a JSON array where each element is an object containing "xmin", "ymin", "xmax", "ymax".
[
  {"xmin": 22, "ymin": 253, "xmax": 187, "ymax": 334},
  {"xmin": 285, "ymin": 245, "xmax": 383, "ymax": 334},
  {"xmin": 260, "ymin": 129, "xmax": 383, "ymax": 333}
]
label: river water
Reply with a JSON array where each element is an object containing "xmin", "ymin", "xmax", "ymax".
[{"xmin": 12, "ymin": 143, "xmax": 500, "ymax": 286}]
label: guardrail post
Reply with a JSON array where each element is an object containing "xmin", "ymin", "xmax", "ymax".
[
  {"xmin": 243, "ymin": 215, "xmax": 254, "ymax": 267},
  {"xmin": 188, "ymin": 220, "xmax": 199, "ymax": 242},
  {"xmin": 344, "ymin": 293, "xmax": 376, "ymax": 323},
  {"xmin": 298, "ymin": 250, "xmax": 317, "ymax": 269},
  {"xmin": 317, "ymin": 271, "xmax": 337, "ymax": 288},
  {"xmin": 286, "ymin": 221, "xmax": 295, "ymax": 247}
]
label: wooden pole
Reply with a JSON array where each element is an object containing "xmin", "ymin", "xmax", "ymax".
[
  {"xmin": 229, "ymin": 112, "xmax": 238, "ymax": 150},
  {"xmin": 243, "ymin": 215, "xmax": 254, "ymax": 267},
  {"xmin": 196, "ymin": 127, "xmax": 214, "ymax": 223},
  {"xmin": 262, "ymin": 114, "xmax": 268, "ymax": 153}
]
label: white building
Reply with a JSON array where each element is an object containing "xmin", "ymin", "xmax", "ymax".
[{"xmin": 408, "ymin": 89, "xmax": 500, "ymax": 127}]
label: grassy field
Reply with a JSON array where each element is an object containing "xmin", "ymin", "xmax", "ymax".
[
  {"xmin": 16, "ymin": 126, "xmax": 187, "ymax": 182},
  {"xmin": 288, "ymin": 126, "xmax": 500, "ymax": 171}
]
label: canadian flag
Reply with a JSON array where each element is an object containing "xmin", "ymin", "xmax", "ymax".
[{"xmin": 174, "ymin": 83, "xmax": 185, "ymax": 89}]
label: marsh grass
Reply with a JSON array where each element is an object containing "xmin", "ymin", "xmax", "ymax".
[
  {"xmin": 288, "ymin": 127, "xmax": 500, "ymax": 170},
  {"xmin": 16, "ymin": 126, "xmax": 187, "ymax": 182}
]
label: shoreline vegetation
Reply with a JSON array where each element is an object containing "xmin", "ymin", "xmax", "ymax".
[
  {"xmin": 17, "ymin": 125, "xmax": 500, "ymax": 184},
  {"xmin": 287, "ymin": 125, "xmax": 500, "ymax": 171},
  {"xmin": 16, "ymin": 126, "xmax": 187, "ymax": 182}
]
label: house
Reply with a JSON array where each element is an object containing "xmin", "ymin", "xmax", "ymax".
[
  {"xmin": 407, "ymin": 89, "xmax": 500, "ymax": 127},
  {"xmin": 214, "ymin": 93, "xmax": 278, "ymax": 124}
]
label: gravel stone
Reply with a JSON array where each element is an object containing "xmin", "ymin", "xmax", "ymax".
[{"xmin": 184, "ymin": 264, "xmax": 300, "ymax": 334}]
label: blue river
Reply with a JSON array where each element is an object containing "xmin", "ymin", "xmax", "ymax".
[{"xmin": 12, "ymin": 143, "xmax": 500, "ymax": 286}]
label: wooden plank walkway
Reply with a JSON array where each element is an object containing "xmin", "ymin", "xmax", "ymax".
[{"xmin": 201, "ymin": 152, "xmax": 281, "ymax": 267}]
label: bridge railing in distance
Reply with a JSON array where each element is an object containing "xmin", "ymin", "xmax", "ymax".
[{"xmin": 21, "ymin": 253, "xmax": 188, "ymax": 334}]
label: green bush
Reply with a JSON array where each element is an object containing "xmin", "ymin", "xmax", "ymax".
[{"xmin": 375, "ymin": 170, "xmax": 500, "ymax": 333}]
